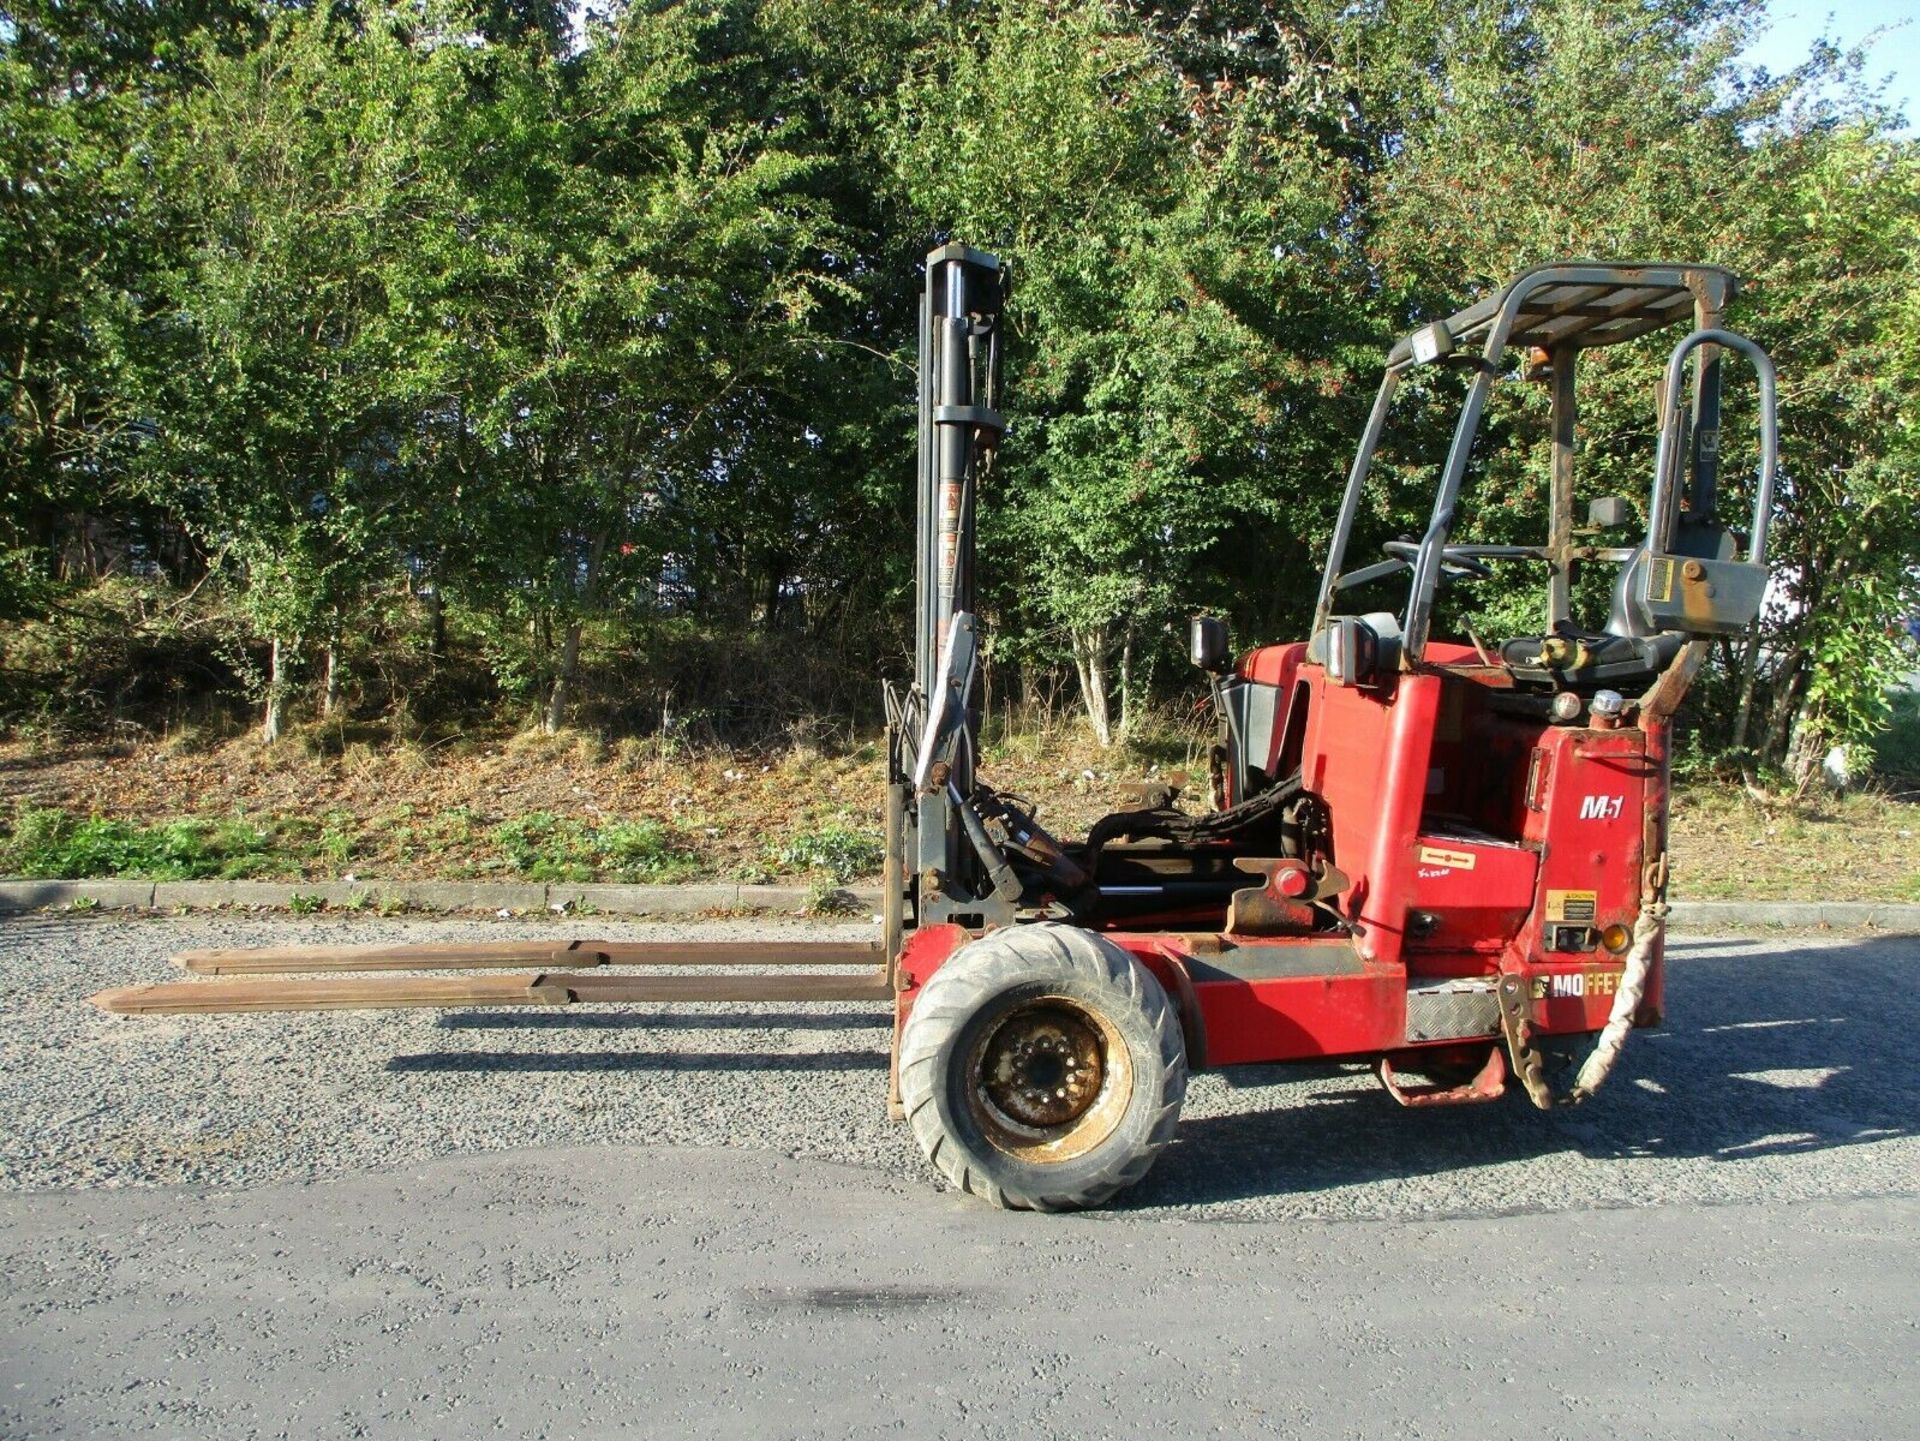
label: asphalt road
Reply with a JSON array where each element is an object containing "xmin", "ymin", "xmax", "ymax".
[{"xmin": 2, "ymin": 916, "xmax": 1916, "ymax": 1439}]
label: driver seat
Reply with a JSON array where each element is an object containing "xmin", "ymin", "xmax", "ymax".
[
  {"xmin": 1497, "ymin": 617, "xmax": 1686, "ymax": 692},
  {"xmin": 1496, "ymin": 529, "xmax": 1731, "ymax": 691}
]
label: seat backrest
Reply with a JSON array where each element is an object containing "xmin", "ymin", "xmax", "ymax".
[{"xmin": 1606, "ymin": 525, "xmax": 1737, "ymax": 639}]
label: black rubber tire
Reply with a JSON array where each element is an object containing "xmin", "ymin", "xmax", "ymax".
[{"xmin": 899, "ymin": 923, "xmax": 1187, "ymax": 1211}]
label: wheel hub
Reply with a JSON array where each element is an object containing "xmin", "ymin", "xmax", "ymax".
[{"xmin": 978, "ymin": 1005, "xmax": 1106, "ymax": 1129}]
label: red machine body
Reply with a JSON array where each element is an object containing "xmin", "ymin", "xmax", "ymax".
[
  {"xmin": 899, "ymin": 641, "xmax": 1674, "ymax": 1080},
  {"xmin": 891, "ymin": 261, "xmax": 1779, "ymax": 1126}
]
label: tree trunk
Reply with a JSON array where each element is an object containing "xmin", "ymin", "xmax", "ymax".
[
  {"xmin": 980, "ymin": 654, "xmax": 995, "ymax": 745},
  {"xmin": 544, "ymin": 621, "xmax": 583, "ymax": 735},
  {"xmin": 323, "ymin": 642, "xmax": 342, "ymax": 719},
  {"xmin": 1788, "ymin": 715, "xmax": 1829, "ymax": 795},
  {"xmin": 762, "ymin": 564, "xmax": 784, "ymax": 628},
  {"xmin": 1116, "ymin": 625, "xmax": 1136, "ymax": 742},
  {"xmin": 543, "ymin": 529, "xmax": 611, "ymax": 735},
  {"xmin": 1762, "ymin": 649, "xmax": 1809, "ymax": 767},
  {"xmin": 1071, "ymin": 625, "xmax": 1114, "ymax": 747},
  {"xmin": 263, "ymin": 636, "xmax": 287, "ymax": 744},
  {"xmin": 1729, "ymin": 626, "xmax": 1764, "ymax": 755},
  {"xmin": 424, "ymin": 586, "xmax": 445, "ymax": 660}
]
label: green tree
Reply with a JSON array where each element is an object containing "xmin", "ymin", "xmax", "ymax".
[
  {"xmin": 1732, "ymin": 126, "xmax": 1920, "ymax": 780},
  {"xmin": 408, "ymin": 0, "xmax": 860, "ymax": 732},
  {"xmin": 137, "ymin": 5, "xmax": 446, "ymax": 740},
  {"xmin": 890, "ymin": 0, "xmax": 1356, "ymax": 742}
]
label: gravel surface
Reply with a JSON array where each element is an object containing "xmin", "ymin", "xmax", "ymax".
[{"xmin": 3, "ymin": 914, "xmax": 1915, "ymax": 1220}]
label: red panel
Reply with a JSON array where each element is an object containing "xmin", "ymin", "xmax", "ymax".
[
  {"xmin": 896, "ymin": 923, "xmax": 969, "ymax": 991},
  {"xmin": 1361, "ymin": 673, "xmax": 1442, "ymax": 965},
  {"xmin": 1189, "ymin": 970, "xmax": 1406, "ymax": 1065},
  {"xmin": 1240, "ymin": 641, "xmax": 1306, "ymax": 689},
  {"xmin": 1117, "ymin": 933, "xmax": 1406, "ymax": 1066},
  {"xmin": 1516, "ymin": 728, "xmax": 1649, "ymax": 962},
  {"xmin": 1408, "ymin": 834, "xmax": 1539, "ymax": 954}
]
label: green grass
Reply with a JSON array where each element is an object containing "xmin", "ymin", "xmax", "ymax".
[
  {"xmin": 0, "ymin": 806, "xmax": 282, "ymax": 880},
  {"xmin": 0, "ymin": 801, "xmax": 702, "ymax": 885},
  {"xmin": 769, "ymin": 822, "xmax": 884, "ymax": 883},
  {"xmin": 487, "ymin": 811, "xmax": 697, "ymax": 883}
]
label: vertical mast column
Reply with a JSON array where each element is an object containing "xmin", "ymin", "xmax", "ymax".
[{"xmin": 913, "ymin": 244, "xmax": 1006, "ymax": 904}]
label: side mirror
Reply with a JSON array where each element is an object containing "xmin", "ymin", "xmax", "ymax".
[
  {"xmin": 1587, "ymin": 495, "xmax": 1634, "ymax": 530},
  {"xmin": 1324, "ymin": 615, "xmax": 1379, "ymax": 688},
  {"xmin": 1189, "ymin": 616, "xmax": 1230, "ymax": 674}
]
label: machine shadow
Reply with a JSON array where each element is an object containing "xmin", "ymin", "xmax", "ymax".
[
  {"xmin": 1127, "ymin": 932, "xmax": 1920, "ymax": 1210},
  {"xmin": 435, "ymin": 1010, "xmax": 891, "ymax": 1033},
  {"xmin": 388, "ymin": 1048, "xmax": 889, "ymax": 1074}
]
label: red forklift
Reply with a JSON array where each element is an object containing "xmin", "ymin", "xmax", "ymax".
[{"xmin": 96, "ymin": 248, "xmax": 1780, "ymax": 1212}]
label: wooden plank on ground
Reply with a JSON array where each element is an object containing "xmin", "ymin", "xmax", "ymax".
[
  {"xmin": 93, "ymin": 968, "xmax": 892, "ymax": 1015},
  {"xmin": 174, "ymin": 942, "xmax": 607, "ymax": 974},
  {"xmin": 559, "ymin": 972, "xmax": 891, "ymax": 1004},
  {"xmin": 92, "ymin": 974, "xmax": 574, "ymax": 1015},
  {"xmin": 173, "ymin": 939, "xmax": 884, "ymax": 975}
]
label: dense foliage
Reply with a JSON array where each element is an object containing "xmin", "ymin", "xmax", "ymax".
[{"xmin": 2, "ymin": 0, "xmax": 1915, "ymax": 779}]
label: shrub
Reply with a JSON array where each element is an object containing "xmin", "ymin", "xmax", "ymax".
[{"xmin": 488, "ymin": 810, "xmax": 695, "ymax": 882}]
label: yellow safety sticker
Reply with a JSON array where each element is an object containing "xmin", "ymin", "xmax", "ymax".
[
  {"xmin": 1647, "ymin": 557, "xmax": 1675, "ymax": 604},
  {"xmin": 1547, "ymin": 889, "xmax": 1598, "ymax": 923},
  {"xmin": 1417, "ymin": 844, "xmax": 1476, "ymax": 871}
]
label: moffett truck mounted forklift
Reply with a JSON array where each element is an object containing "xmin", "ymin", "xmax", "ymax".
[{"xmin": 94, "ymin": 248, "xmax": 1780, "ymax": 1212}]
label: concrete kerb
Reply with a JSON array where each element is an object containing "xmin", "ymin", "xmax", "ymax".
[
  {"xmin": 0, "ymin": 879, "xmax": 157, "ymax": 911},
  {"xmin": 0, "ymin": 877, "xmax": 882, "ymax": 917},
  {"xmin": 0, "ymin": 878, "xmax": 1912, "ymax": 930},
  {"xmin": 1665, "ymin": 899, "xmax": 1920, "ymax": 930},
  {"xmin": 549, "ymin": 883, "xmax": 743, "ymax": 915}
]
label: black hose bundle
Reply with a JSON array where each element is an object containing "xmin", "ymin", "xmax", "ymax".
[{"xmin": 1078, "ymin": 770, "xmax": 1307, "ymax": 875}]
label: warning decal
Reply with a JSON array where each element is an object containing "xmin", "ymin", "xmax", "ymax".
[
  {"xmin": 1547, "ymin": 889, "xmax": 1598, "ymax": 923},
  {"xmin": 1647, "ymin": 557, "xmax": 1676, "ymax": 604}
]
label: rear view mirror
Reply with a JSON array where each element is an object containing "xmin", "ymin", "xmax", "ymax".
[
  {"xmin": 1189, "ymin": 616, "xmax": 1230, "ymax": 674},
  {"xmin": 1588, "ymin": 495, "xmax": 1634, "ymax": 530},
  {"xmin": 1324, "ymin": 615, "xmax": 1379, "ymax": 688}
]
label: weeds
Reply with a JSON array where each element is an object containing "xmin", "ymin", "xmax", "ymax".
[
  {"xmin": 1, "ymin": 806, "xmax": 280, "ymax": 880},
  {"xmin": 771, "ymin": 822, "xmax": 884, "ymax": 883},
  {"xmin": 287, "ymin": 892, "xmax": 326, "ymax": 915},
  {"xmin": 802, "ymin": 881, "xmax": 863, "ymax": 916},
  {"xmin": 488, "ymin": 811, "xmax": 697, "ymax": 882}
]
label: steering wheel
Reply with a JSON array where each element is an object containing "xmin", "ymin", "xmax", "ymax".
[{"xmin": 1382, "ymin": 540, "xmax": 1494, "ymax": 582}]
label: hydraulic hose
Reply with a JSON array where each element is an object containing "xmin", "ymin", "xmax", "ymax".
[{"xmin": 1567, "ymin": 900, "xmax": 1667, "ymax": 1103}]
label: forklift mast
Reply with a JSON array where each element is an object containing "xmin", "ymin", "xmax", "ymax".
[{"xmin": 889, "ymin": 244, "xmax": 1010, "ymax": 935}]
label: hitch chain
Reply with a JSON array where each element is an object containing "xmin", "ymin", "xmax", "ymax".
[{"xmin": 1498, "ymin": 901, "xmax": 1668, "ymax": 1110}]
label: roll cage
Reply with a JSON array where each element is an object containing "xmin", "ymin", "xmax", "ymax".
[{"xmin": 1311, "ymin": 262, "xmax": 1778, "ymax": 667}]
